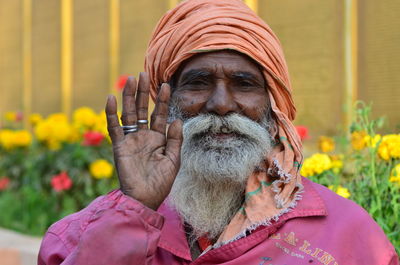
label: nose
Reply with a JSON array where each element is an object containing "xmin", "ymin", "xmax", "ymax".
[{"xmin": 204, "ymin": 80, "xmax": 239, "ymax": 116}]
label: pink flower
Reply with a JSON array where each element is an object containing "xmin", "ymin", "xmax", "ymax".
[
  {"xmin": 295, "ymin": 125, "xmax": 309, "ymax": 141},
  {"xmin": 83, "ymin": 131, "xmax": 105, "ymax": 146},
  {"xmin": 51, "ymin": 172, "xmax": 73, "ymax": 192},
  {"xmin": 115, "ymin": 75, "xmax": 129, "ymax": 92},
  {"xmin": 15, "ymin": 111, "xmax": 24, "ymax": 122},
  {"xmin": 0, "ymin": 177, "xmax": 10, "ymax": 190}
]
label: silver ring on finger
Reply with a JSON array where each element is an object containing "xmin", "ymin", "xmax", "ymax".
[
  {"xmin": 123, "ymin": 128, "xmax": 138, "ymax": 135},
  {"xmin": 122, "ymin": 125, "xmax": 138, "ymax": 130},
  {"xmin": 122, "ymin": 124, "xmax": 138, "ymax": 135},
  {"xmin": 137, "ymin": 119, "xmax": 148, "ymax": 125}
]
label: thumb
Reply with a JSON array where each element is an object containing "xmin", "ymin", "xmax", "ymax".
[{"xmin": 165, "ymin": 119, "xmax": 183, "ymax": 169}]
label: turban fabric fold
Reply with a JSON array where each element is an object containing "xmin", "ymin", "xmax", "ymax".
[{"xmin": 145, "ymin": 0, "xmax": 304, "ymax": 245}]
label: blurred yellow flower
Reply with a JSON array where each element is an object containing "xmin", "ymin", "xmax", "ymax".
[
  {"xmin": 73, "ymin": 107, "xmax": 98, "ymax": 128},
  {"xmin": 390, "ymin": 176, "xmax": 400, "ymax": 184},
  {"xmin": 300, "ymin": 153, "xmax": 332, "ymax": 177},
  {"xmin": 47, "ymin": 113, "xmax": 68, "ymax": 123},
  {"xmin": 34, "ymin": 120, "xmax": 52, "ymax": 141},
  {"xmin": 68, "ymin": 124, "xmax": 82, "ymax": 143},
  {"xmin": 32, "ymin": 109, "xmax": 110, "ymax": 149},
  {"xmin": 329, "ymin": 185, "xmax": 351, "ymax": 198},
  {"xmin": 390, "ymin": 164, "xmax": 400, "ymax": 184},
  {"xmin": 4, "ymin": 112, "xmax": 17, "ymax": 122},
  {"xmin": 318, "ymin": 136, "xmax": 335, "ymax": 153},
  {"xmin": 0, "ymin": 130, "xmax": 15, "ymax": 149},
  {"xmin": 13, "ymin": 130, "xmax": 32, "ymax": 147},
  {"xmin": 89, "ymin": 159, "xmax": 113, "ymax": 179},
  {"xmin": 29, "ymin": 113, "xmax": 43, "ymax": 126},
  {"xmin": 351, "ymin": 131, "xmax": 367, "ymax": 150},
  {"xmin": 364, "ymin": 134, "xmax": 381, "ymax": 148},
  {"xmin": 52, "ymin": 122, "xmax": 72, "ymax": 142},
  {"xmin": 0, "ymin": 129, "xmax": 32, "ymax": 149},
  {"xmin": 330, "ymin": 155, "xmax": 343, "ymax": 174},
  {"xmin": 34, "ymin": 115, "xmax": 73, "ymax": 150},
  {"xmin": 378, "ymin": 145, "xmax": 390, "ymax": 161},
  {"xmin": 378, "ymin": 134, "xmax": 400, "ymax": 161},
  {"xmin": 93, "ymin": 111, "xmax": 108, "ymax": 136}
]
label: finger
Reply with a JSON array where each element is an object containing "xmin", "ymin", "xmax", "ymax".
[
  {"xmin": 121, "ymin": 77, "xmax": 137, "ymax": 126},
  {"xmin": 106, "ymin": 95, "xmax": 124, "ymax": 143},
  {"xmin": 165, "ymin": 119, "xmax": 183, "ymax": 169},
  {"xmin": 136, "ymin": 72, "xmax": 150, "ymax": 129},
  {"xmin": 150, "ymin": 83, "xmax": 170, "ymax": 134}
]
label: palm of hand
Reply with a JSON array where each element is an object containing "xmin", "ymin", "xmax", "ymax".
[
  {"xmin": 113, "ymin": 130, "xmax": 179, "ymax": 210},
  {"xmin": 106, "ymin": 72, "xmax": 183, "ymax": 210}
]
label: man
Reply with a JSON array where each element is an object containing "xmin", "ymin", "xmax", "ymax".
[{"xmin": 38, "ymin": 0, "xmax": 398, "ymax": 264}]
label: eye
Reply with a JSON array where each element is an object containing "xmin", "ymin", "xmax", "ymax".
[
  {"xmin": 189, "ymin": 80, "xmax": 208, "ymax": 86},
  {"xmin": 238, "ymin": 80, "xmax": 254, "ymax": 87},
  {"xmin": 234, "ymin": 79, "xmax": 259, "ymax": 91},
  {"xmin": 177, "ymin": 79, "xmax": 210, "ymax": 92},
  {"xmin": 185, "ymin": 78, "xmax": 211, "ymax": 88}
]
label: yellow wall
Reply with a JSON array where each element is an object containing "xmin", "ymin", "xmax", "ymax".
[
  {"xmin": 358, "ymin": 0, "xmax": 400, "ymax": 131},
  {"xmin": 260, "ymin": 0, "xmax": 345, "ymax": 137},
  {"xmin": 1, "ymin": 1, "xmax": 24, "ymax": 116},
  {"xmin": 1, "ymin": 0, "xmax": 399, "ymax": 134},
  {"xmin": 32, "ymin": 0, "xmax": 62, "ymax": 115},
  {"xmin": 0, "ymin": 0, "xmax": 168, "ymax": 119}
]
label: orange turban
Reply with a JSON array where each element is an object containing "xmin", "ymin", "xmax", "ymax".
[{"xmin": 145, "ymin": 0, "xmax": 304, "ymax": 244}]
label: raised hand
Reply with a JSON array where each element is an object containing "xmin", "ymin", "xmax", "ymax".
[{"xmin": 105, "ymin": 72, "xmax": 183, "ymax": 210}]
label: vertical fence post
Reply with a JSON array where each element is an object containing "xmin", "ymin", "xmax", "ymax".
[
  {"xmin": 61, "ymin": 0, "xmax": 73, "ymax": 117},
  {"xmin": 109, "ymin": 0, "xmax": 120, "ymax": 94},
  {"xmin": 344, "ymin": 0, "xmax": 358, "ymax": 132},
  {"xmin": 22, "ymin": 0, "xmax": 32, "ymax": 128}
]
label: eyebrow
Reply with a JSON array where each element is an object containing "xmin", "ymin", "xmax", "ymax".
[
  {"xmin": 230, "ymin": 71, "xmax": 264, "ymax": 86},
  {"xmin": 230, "ymin": 71, "xmax": 257, "ymax": 80},
  {"xmin": 179, "ymin": 69, "xmax": 212, "ymax": 85}
]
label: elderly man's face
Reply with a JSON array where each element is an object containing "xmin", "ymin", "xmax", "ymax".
[
  {"xmin": 168, "ymin": 51, "xmax": 275, "ymax": 240},
  {"xmin": 172, "ymin": 50, "xmax": 270, "ymax": 121}
]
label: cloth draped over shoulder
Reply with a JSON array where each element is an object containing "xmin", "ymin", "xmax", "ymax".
[{"xmin": 144, "ymin": 0, "xmax": 304, "ymax": 245}]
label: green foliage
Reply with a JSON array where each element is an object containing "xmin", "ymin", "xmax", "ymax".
[
  {"xmin": 308, "ymin": 102, "xmax": 400, "ymax": 254},
  {"xmin": 0, "ymin": 141, "xmax": 118, "ymax": 236}
]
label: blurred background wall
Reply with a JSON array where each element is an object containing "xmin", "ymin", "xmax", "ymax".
[{"xmin": 1, "ymin": 0, "xmax": 399, "ymax": 138}]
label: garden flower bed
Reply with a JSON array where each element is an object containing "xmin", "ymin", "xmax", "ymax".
[
  {"xmin": 0, "ymin": 103, "xmax": 399, "ymax": 254},
  {"xmin": 0, "ymin": 108, "xmax": 118, "ymax": 235}
]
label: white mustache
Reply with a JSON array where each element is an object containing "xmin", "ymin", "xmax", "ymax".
[{"xmin": 183, "ymin": 113, "xmax": 269, "ymax": 143}]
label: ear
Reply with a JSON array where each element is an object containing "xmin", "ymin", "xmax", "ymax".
[
  {"xmin": 266, "ymin": 110, "xmax": 279, "ymax": 139},
  {"xmin": 269, "ymin": 119, "xmax": 279, "ymax": 139}
]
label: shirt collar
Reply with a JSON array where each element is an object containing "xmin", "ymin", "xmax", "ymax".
[
  {"xmin": 280, "ymin": 177, "xmax": 328, "ymax": 221},
  {"xmin": 157, "ymin": 201, "xmax": 192, "ymax": 261}
]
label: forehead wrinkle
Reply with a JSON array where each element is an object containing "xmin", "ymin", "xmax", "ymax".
[{"xmin": 195, "ymin": 64, "xmax": 260, "ymax": 80}]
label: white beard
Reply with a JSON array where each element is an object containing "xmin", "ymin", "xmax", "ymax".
[{"xmin": 168, "ymin": 112, "xmax": 273, "ymax": 241}]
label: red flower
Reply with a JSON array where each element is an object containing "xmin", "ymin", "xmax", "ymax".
[
  {"xmin": 0, "ymin": 177, "xmax": 10, "ymax": 190},
  {"xmin": 295, "ymin": 125, "xmax": 309, "ymax": 141},
  {"xmin": 115, "ymin": 75, "xmax": 129, "ymax": 92},
  {"xmin": 51, "ymin": 171, "xmax": 73, "ymax": 192},
  {"xmin": 15, "ymin": 111, "xmax": 24, "ymax": 122},
  {"xmin": 83, "ymin": 131, "xmax": 105, "ymax": 146}
]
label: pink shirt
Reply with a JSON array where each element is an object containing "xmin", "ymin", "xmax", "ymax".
[{"xmin": 38, "ymin": 178, "xmax": 399, "ymax": 265}]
